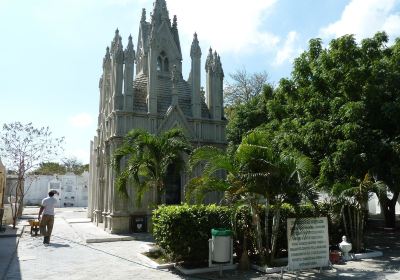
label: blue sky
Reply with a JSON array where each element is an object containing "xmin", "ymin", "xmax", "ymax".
[{"xmin": 0, "ymin": 0, "xmax": 399, "ymax": 164}]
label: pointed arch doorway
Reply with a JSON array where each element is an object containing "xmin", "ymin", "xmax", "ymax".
[{"xmin": 165, "ymin": 164, "xmax": 181, "ymax": 205}]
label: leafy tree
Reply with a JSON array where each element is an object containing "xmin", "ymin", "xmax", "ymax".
[
  {"xmin": 113, "ymin": 128, "xmax": 192, "ymax": 205},
  {"xmin": 224, "ymin": 68, "xmax": 269, "ymax": 107},
  {"xmin": 226, "ymin": 85, "xmax": 273, "ymax": 145},
  {"xmin": 33, "ymin": 162, "xmax": 66, "ymax": 175},
  {"xmin": 265, "ymin": 32, "xmax": 400, "ymax": 227},
  {"xmin": 0, "ymin": 122, "xmax": 64, "ymax": 228},
  {"xmin": 33, "ymin": 160, "xmax": 89, "ymax": 175},
  {"xmin": 61, "ymin": 157, "xmax": 89, "ymax": 175},
  {"xmin": 332, "ymin": 173, "xmax": 386, "ymax": 252}
]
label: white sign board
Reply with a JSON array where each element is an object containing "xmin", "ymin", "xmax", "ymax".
[{"xmin": 287, "ymin": 217, "xmax": 329, "ymax": 271}]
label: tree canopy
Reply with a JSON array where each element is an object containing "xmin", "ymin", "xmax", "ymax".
[
  {"xmin": 32, "ymin": 159, "xmax": 89, "ymax": 175},
  {"xmin": 224, "ymin": 68, "xmax": 269, "ymax": 107},
  {"xmin": 261, "ymin": 32, "xmax": 400, "ymax": 227}
]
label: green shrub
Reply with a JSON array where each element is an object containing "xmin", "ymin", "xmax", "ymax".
[{"xmin": 152, "ymin": 204, "xmax": 232, "ymax": 263}]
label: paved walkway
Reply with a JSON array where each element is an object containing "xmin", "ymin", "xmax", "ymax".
[{"xmin": 1, "ymin": 207, "xmax": 400, "ymax": 280}]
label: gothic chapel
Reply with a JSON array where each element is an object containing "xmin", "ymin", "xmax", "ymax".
[{"xmin": 88, "ymin": 0, "xmax": 226, "ymax": 233}]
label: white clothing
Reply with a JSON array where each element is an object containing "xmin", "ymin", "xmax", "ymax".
[{"xmin": 41, "ymin": 196, "xmax": 58, "ymax": 216}]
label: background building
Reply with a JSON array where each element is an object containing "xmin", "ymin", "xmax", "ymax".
[{"xmin": 24, "ymin": 172, "xmax": 89, "ymax": 207}]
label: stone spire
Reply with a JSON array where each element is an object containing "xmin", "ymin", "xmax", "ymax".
[
  {"xmin": 190, "ymin": 32, "xmax": 202, "ymax": 119},
  {"xmin": 101, "ymin": 46, "xmax": 112, "ymax": 116},
  {"xmin": 141, "ymin": 8, "xmax": 146, "ymax": 23},
  {"xmin": 171, "ymin": 15, "xmax": 181, "ymax": 54},
  {"xmin": 190, "ymin": 32, "xmax": 201, "ymax": 58},
  {"xmin": 103, "ymin": 47, "xmax": 111, "ymax": 69},
  {"xmin": 205, "ymin": 47, "xmax": 213, "ymax": 71},
  {"xmin": 124, "ymin": 35, "xmax": 135, "ymax": 111},
  {"xmin": 216, "ymin": 54, "xmax": 224, "ymax": 78},
  {"xmin": 151, "ymin": 0, "xmax": 170, "ymax": 26},
  {"xmin": 109, "ymin": 29, "xmax": 124, "ymax": 110},
  {"xmin": 205, "ymin": 47, "xmax": 224, "ymax": 120},
  {"xmin": 124, "ymin": 34, "xmax": 135, "ymax": 63},
  {"xmin": 213, "ymin": 51, "xmax": 223, "ymax": 77},
  {"xmin": 113, "ymin": 36, "xmax": 124, "ymax": 64},
  {"xmin": 111, "ymin": 28, "xmax": 120, "ymax": 54},
  {"xmin": 172, "ymin": 14, "xmax": 177, "ymax": 28}
]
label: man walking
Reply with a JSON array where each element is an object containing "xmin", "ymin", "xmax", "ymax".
[{"xmin": 38, "ymin": 190, "xmax": 58, "ymax": 244}]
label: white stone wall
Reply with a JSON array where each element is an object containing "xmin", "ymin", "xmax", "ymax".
[
  {"xmin": 24, "ymin": 172, "xmax": 89, "ymax": 207},
  {"xmin": 368, "ymin": 193, "xmax": 400, "ymax": 215}
]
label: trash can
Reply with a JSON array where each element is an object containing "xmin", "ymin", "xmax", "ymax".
[
  {"xmin": 132, "ymin": 215, "xmax": 147, "ymax": 233},
  {"xmin": 211, "ymin": 228, "xmax": 233, "ymax": 263}
]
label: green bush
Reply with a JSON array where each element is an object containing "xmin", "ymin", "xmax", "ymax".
[{"xmin": 152, "ymin": 204, "xmax": 232, "ymax": 263}]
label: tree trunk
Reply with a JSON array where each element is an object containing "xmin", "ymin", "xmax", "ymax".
[
  {"xmin": 250, "ymin": 202, "xmax": 265, "ymax": 264},
  {"xmin": 239, "ymin": 234, "xmax": 250, "ymax": 270},
  {"xmin": 270, "ymin": 207, "xmax": 281, "ymax": 262},
  {"xmin": 347, "ymin": 206, "xmax": 354, "ymax": 242},
  {"xmin": 378, "ymin": 191, "xmax": 399, "ymax": 228},
  {"xmin": 264, "ymin": 198, "xmax": 270, "ymax": 262}
]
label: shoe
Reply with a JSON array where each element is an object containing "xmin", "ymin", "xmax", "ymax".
[{"xmin": 43, "ymin": 236, "xmax": 50, "ymax": 244}]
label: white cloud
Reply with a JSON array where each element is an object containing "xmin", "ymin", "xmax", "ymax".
[
  {"xmin": 383, "ymin": 14, "xmax": 400, "ymax": 36},
  {"xmin": 320, "ymin": 0, "xmax": 400, "ymax": 40},
  {"xmin": 68, "ymin": 113, "xmax": 94, "ymax": 128},
  {"xmin": 165, "ymin": 0, "xmax": 279, "ymax": 54},
  {"xmin": 274, "ymin": 31, "xmax": 300, "ymax": 66}
]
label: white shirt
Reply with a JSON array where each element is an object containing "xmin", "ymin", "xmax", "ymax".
[{"xmin": 41, "ymin": 196, "xmax": 58, "ymax": 216}]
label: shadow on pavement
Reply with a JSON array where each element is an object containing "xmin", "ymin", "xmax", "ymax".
[
  {"xmin": 47, "ymin": 243, "xmax": 71, "ymax": 248},
  {"xmin": 0, "ymin": 226, "xmax": 21, "ymax": 280}
]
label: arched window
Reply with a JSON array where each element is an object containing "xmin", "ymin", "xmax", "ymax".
[
  {"xmin": 157, "ymin": 56, "xmax": 162, "ymax": 71},
  {"xmin": 157, "ymin": 51, "xmax": 169, "ymax": 72}
]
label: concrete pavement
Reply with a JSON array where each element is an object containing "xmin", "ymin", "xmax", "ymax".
[{"xmin": 1, "ymin": 207, "xmax": 400, "ymax": 280}]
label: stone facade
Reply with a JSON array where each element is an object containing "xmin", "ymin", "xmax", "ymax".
[{"xmin": 89, "ymin": 0, "xmax": 227, "ymax": 233}]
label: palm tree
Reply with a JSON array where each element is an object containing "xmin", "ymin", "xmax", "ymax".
[
  {"xmin": 187, "ymin": 144, "xmax": 265, "ymax": 268},
  {"xmin": 187, "ymin": 129, "xmax": 314, "ymax": 264},
  {"xmin": 333, "ymin": 173, "xmax": 386, "ymax": 252},
  {"xmin": 113, "ymin": 128, "xmax": 192, "ymax": 205},
  {"xmin": 238, "ymin": 130, "xmax": 314, "ymax": 261}
]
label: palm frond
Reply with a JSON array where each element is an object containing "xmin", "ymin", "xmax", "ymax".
[{"xmin": 186, "ymin": 176, "xmax": 230, "ymax": 204}]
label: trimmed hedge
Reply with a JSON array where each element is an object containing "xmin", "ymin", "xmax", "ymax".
[
  {"xmin": 152, "ymin": 202, "xmax": 340, "ymax": 262},
  {"xmin": 152, "ymin": 204, "xmax": 232, "ymax": 263}
]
